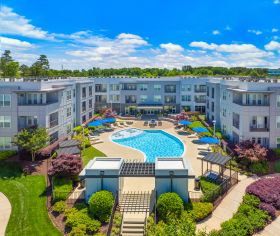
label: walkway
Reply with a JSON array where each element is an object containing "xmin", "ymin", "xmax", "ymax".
[
  {"xmin": 196, "ymin": 176, "xmax": 257, "ymax": 232},
  {"xmin": 0, "ymin": 192, "xmax": 11, "ymax": 236}
]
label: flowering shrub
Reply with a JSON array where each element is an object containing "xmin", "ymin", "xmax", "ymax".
[
  {"xmin": 259, "ymin": 203, "xmax": 276, "ymax": 218},
  {"xmin": 49, "ymin": 154, "xmax": 83, "ymax": 177},
  {"xmin": 246, "ymin": 176, "xmax": 280, "ymax": 209},
  {"xmin": 100, "ymin": 108, "xmax": 116, "ymax": 118},
  {"xmin": 235, "ymin": 140, "xmax": 268, "ymax": 163},
  {"xmin": 175, "ymin": 111, "xmax": 190, "ymax": 121}
]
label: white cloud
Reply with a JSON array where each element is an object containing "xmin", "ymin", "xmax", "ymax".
[
  {"xmin": 225, "ymin": 26, "xmax": 231, "ymax": 31},
  {"xmin": 212, "ymin": 30, "xmax": 220, "ymax": 35},
  {"xmin": 160, "ymin": 43, "xmax": 184, "ymax": 53},
  {"xmin": 248, "ymin": 29, "xmax": 263, "ymax": 35},
  {"xmin": 0, "ymin": 36, "xmax": 33, "ymax": 49},
  {"xmin": 272, "ymin": 28, "xmax": 279, "ymax": 33},
  {"xmin": 0, "ymin": 6, "xmax": 53, "ymax": 39},
  {"xmin": 274, "ymin": 0, "xmax": 280, "ymax": 4},
  {"xmin": 265, "ymin": 41, "xmax": 280, "ymax": 51}
]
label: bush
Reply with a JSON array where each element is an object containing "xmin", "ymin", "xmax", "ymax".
[
  {"xmin": 185, "ymin": 202, "xmax": 213, "ymax": 222},
  {"xmin": 156, "ymin": 192, "xmax": 184, "ymax": 222},
  {"xmin": 70, "ymin": 224, "xmax": 87, "ymax": 236},
  {"xmin": 49, "ymin": 154, "xmax": 83, "ymax": 177},
  {"xmin": 53, "ymin": 201, "xmax": 67, "ymax": 213},
  {"xmin": 242, "ymin": 194, "xmax": 260, "ymax": 207},
  {"xmin": 53, "ymin": 177, "xmax": 73, "ymax": 202},
  {"xmin": 246, "ymin": 176, "xmax": 280, "ymax": 209},
  {"xmin": 273, "ymin": 148, "xmax": 280, "ymax": 158},
  {"xmin": 0, "ymin": 150, "xmax": 17, "ymax": 160},
  {"xmin": 259, "ymin": 202, "xmax": 276, "ymax": 218},
  {"xmin": 274, "ymin": 160, "xmax": 280, "ymax": 173},
  {"xmin": 200, "ymin": 177, "xmax": 221, "ymax": 202},
  {"xmin": 88, "ymin": 190, "xmax": 114, "ymax": 223},
  {"xmin": 249, "ymin": 161, "xmax": 269, "ymax": 174},
  {"xmin": 66, "ymin": 208, "xmax": 101, "ymax": 234}
]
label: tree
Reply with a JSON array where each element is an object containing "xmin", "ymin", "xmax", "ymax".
[
  {"xmin": 14, "ymin": 128, "xmax": 49, "ymax": 161},
  {"xmin": 234, "ymin": 140, "xmax": 268, "ymax": 163},
  {"xmin": 20, "ymin": 64, "xmax": 31, "ymax": 77},
  {"xmin": 31, "ymin": 55, "xmax": 49, "ymax": 76},
  {"xmin": 0, "ymin": 50, "xmax": 19, "ymax": 77},
  {"xmin": 48, "ymin": 154, "xmax": 83, "ymax": 177}
]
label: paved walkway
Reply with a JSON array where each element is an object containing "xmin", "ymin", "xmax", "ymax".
[
  {"xmin": 0, "ymin": 192, "xmax": 11, "ymax": 236},
  {"xmin": 196, "ymin": 176, "xmax": 257, "ymax": 232}
]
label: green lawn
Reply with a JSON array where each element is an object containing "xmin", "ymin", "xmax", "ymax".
[
  {"xmin": 0, "ymin": 162, "xmax": 62, "ymax": 236},
  {"xmin": 188, "ymin": 121, "xmax": 212, "ymax": 136},
  {"xmin": 81, "ymin": 146, "xmax": 107, "ymax": 166}
]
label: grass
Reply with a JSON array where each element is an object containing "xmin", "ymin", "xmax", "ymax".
[
  {"xmin": 53, "ymin": 177, "xmax": 73, "ymax": 202},
  {"xmin": 188, "ymin": 121, "xmax": 212, "ymax": 136},
  {"xmin": 81, "ymin": 146, "xmax": 107, "ymax": 166},
  {"xmin": 0, "ymin": 162, "xmax": 62, "ymax": 236},
  {"xmin": 0, "ymin": 150, "xmax": 17, "ymax": 161}
]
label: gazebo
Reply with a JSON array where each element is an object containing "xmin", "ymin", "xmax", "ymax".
[{"xmin": 201, "ymin": 152, "xmax": 235, "ymax": 182}]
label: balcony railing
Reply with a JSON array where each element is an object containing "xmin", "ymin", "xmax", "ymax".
[
  {"xmin": 233, "ymin": 100, "xmax": 270, "ymax": 106},
  {"xmin": 125, "ymin": 100, "xmax": 137, "ymax": 103},
  {"xmin": 250, "ymin": 126, "xmax": 269, "ymax": 132},
  {"xmin": 49, "ymin": 120, "xmax": 58, "ymax": 128},
  {"xmin": 194, "ymin": 88, "xmax": 206, "ymax": 93},
  {"xmin": 195, "ymin": 98, "xmax": 206, "ymax": 103},
  {"xmin": 233, "ymin": 121, "xmax": 240, "ymax": 129}
]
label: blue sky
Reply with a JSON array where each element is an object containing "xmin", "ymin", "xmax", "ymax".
[{"xmin": 1, "ymin": 0, "xmax": 280, "ymax": 69}]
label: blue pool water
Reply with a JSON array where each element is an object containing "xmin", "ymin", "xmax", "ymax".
[{"xmin": 111, "ymin": 129, "xmax": 184, "ymax": 162}]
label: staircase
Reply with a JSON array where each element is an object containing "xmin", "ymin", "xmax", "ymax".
[
  {"xmin": 121, "ymin": 216, "xmax": 145, "ymax": 236},
  {"xmin": 118, "ymin": 191, "xmax": 155, "ymax": 236}
]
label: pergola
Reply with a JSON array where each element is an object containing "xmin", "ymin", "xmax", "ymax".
[{"xmin": 201, "ymin": 152, "xmax": 233, "ymax": 181}]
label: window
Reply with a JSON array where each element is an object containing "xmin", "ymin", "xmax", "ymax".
[
  {"xmin": 211, "ymin": 102, "xmax": 214, "ymax": 112},
  {"xmin": 154, "ymin": 84, "xmax": 161, "ymax": 91},
  {"xmin": 0, "ymin": 94, "xmax": 11, "ymax": 107},
  {"xmin": 82, "ymin": 87, "xmax": 86, "ymax": 98},
  {"xmin": 233, "ymin": 112, "xmax": 240, "ymax": 129},
  {"xmin": 49, "ymin": 112, "xmax": 58, "ymax": 128},
  {"xmin": 0, "ymin": 116, "xmax": 11, "ymax": 128},
  {"xmin": 110, "ymin": 84, "xmax": 120, "ymax": 91},
  {"xmin": 222, "ymin": 91, "xmax": 227, "ymax": 100},
  {"xmin": 89, "ymin": 99, "xmax": 93, "ymax": 109},
  {"xmin": 109, "ymin": 95, "xmax": 120, "ymax": 102},
  {"xmin": 181, "ymin": 95, "xmax": 191, "ymax": 102},
  {"xmin": 211, "ymin": 88, "xmax": 215, "ymax": 99},
  {"xmin": 139, "ymin": 84, "xmax": 148, "ymax": 91},
  {"xmin": 0, "ymin": 137, "xmax": 12, "ymax": 149},
  {"xmin": 125, "ymin": 95, "xmax": 136, "ymax": 103},
  {"xmin": 164, "ymin": 95, "xmax": 176, "ymax": 103},
  {"xmin": 153, "ymin": 95, "xmax": 162, "ymax": 103},
  {"xmin": 82, "ymin": 101, "xmax": 86, "ymax": 112},
  {"xmin": 66, "ymin": 90, "xmax": 71, "ymax": 101},
  {"xmin": 82, "ymin": 115, "xmax": 86, "ymax": 123},
  {"xmin": 277, "ymin": 137, "xmax": 280, "ymax": 148},
  {"xmin": 277, "ymin": 116, "xmax": 280, "ymax": 129},
  {"xmin": 89, "ymin": 86, "xmax": 93, "ymax": 96},
  {"xmin": 277, "ymin": 95, "xmax": 280, "ymax": 108},
  {"xmin": 181, "ymin": 85, "xmax": 191, "ymax": 92},
  {"xmin": 140, "ymin": 95, "xmax": 148, "ymax": 103},
  {"xmin": 89, "ymin": 112, "xmax": 93, "ymax": 119},
  {"xmin": 66, "ymin": 123, "xmax": 72, "ymax": 134},
  {"xmin": 222, "ymin": 108, "xmax": 227, "ymax": 117},
  {"xmin": 66, "ymin": 107, "xmax": 71, "ymax": 117},
  {"xmin": 165, "ymin": 85, "xmax": 176, "ymax": 93}
]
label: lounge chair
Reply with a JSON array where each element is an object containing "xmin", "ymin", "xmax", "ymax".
[
  {"xmin": 144, "ymin": 121, "xmax": 148, "ymax": 126},
  {"xmin": 188, "ymin": 133, "xmax": 197, "ymax": 138}
]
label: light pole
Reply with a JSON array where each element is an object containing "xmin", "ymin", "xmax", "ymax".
[{"xmin": 213, "ymin": 120, "xmax": 216, "ymax": 137}]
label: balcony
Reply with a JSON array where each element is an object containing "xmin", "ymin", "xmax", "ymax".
[
  {"xmin": 233, "ymin": 100, "xmax": 270, "ymax": 106},
  {"xmin": 49, "ymin": 119, "xmax": 58, "ymax": 128},
  {"xmin": 95, "ymin": 88, "xmax": 107, "ymax": 93},
  {"xmin": 125, "ymin": 99, "xmax": 137, "ymax": 104},
  {"xmin": 250, "ymin": 125, "xmax": 269, "ymax": 132},
  {"xmin": 195, "ymin": 98, "xmax": 206, "ymax": 103},
  {"xmin": 233, "ymin": 121, "xmax": 240, "ymax": 129}
]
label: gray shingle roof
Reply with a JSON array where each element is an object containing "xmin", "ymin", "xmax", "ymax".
[{"xmin": 203, "ymin": 152, "xmax": 231, "ymax": 166}]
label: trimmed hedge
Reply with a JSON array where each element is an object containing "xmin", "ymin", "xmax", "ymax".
[
  {"xmin": 0, "ymin": 150, "xmax": 17, "ymax": 161},
  {"xmin": 200, "ymin": 177, "xmax": 221, "ymax": 202},
  {"xmin": 88, "ymin": 190, "xmax": 114, "ymax": 223},
  {"xmin": 185, "ymin": 202, "xmax": 213, "ymax": 222},
  {"xmin": 52, "ymin": 201, "xmax": 67, "ymax": 213},
  {"xmin": 156, "ymin": 192, "xmax": 184, "ymax": 223}
]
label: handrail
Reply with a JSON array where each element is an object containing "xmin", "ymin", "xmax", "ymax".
[{"xmin": 106, "ymin": 192, "xmax": 119, "ymax": 236}]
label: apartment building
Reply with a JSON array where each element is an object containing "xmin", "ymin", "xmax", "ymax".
[
  {"xmin": 1, "ymin": 76, "xmax": 280, "ymax": 150},
  {"xmin": 206, "ymin": 78, "xmax": 280, "ymax": 149}
]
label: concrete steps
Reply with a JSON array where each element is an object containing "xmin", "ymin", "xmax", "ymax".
[
  {"xmin": 119, "ymin": 193, "xmax": 151, "ymax": 212},
  {"xmin": 121, "ymin": 218, "xmax": 145, "ymax": 236}
]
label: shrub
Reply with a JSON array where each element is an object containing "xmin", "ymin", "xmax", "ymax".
[
  {"xmin": 156, "ymin": 192, "xmax": 184, "ymax": 222},
  {"xmin": 242, "ymin": 194, "xmax": 260, "ymax": 207},
  {"xmin": 53, "ymin": 201, "xmax": 67, "ymax": 213},
  {"xmin": 184, "ymin": 202, "xmax": 213, "ymax": 222},
  {"xmin": 49, "ymin": 154, "xmax": 83, "ymax": 177},
  {"xmin": 53, "ymin": 177, "xmax": 73, "ymax": 202},
  {"xmin": 200, "ymin": 177, "xmax": 221, "ymax": 202},
  {"xmin": 273, "ymin": 148, "xmax": 280, "ymax": 158},
  {"xmin": 246, "ymin": 176, "xmax": 280, "ymax": 209},
  {"xmin": 70, "ymin": 224, "xmax": 87, "ymax": 236},
  {"xmin": 259, "ymin": 202, "xmax": 276, "ymax": 218},
  {"xmin": 0, "ymin": 150, "xmax": 17, "ymax": 161},
  {"xmin": 249, "ymin": 161, "xmax": 269, "ymax": 174},
  {"xmin": 88, "ymin": 190, "xmax": 114, "ymax": 223},
  {"xmin": 274, "ymin": 160, "xmax": 280, "ymax": 173},
  {"xmin": 66, "ymin": 208, "xmax": 101, "ymax": 234}
]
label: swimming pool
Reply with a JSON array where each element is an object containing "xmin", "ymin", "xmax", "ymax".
[{"xmin": 111, "ymin": 128, "xmax": 185, "ymax": 162}]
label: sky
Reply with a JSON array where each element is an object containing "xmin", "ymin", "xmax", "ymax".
[{"xmin": 0, "ymin": 0, "xmax": 280, "ymax": 69}]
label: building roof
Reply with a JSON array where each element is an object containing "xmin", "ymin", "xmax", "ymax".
[
  {"xmin": 59, "ymin": 139, "xmax": 81, "ymax": 148},
  {"xmin": 120, "ymin": 162, "xmax": 155, "ymax": 176},
  {"xmin": 203, "ymin": 152, "xmax": 231, "ymax": 166},
  {"xmin": 56, "ymin": 146, "xmax": 81, "ymax": 156}
]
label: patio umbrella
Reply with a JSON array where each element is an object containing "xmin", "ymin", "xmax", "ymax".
[
  {"xmin": 87, "ymin": 120, "xmax": 103, "ymax": 127},
  {"xmin": 192, "ymin": 127, "xmax": 209, "ymax": 133},
  {"xmin": 198, "ymin": 136, "xmax": 219, "ymax": 144},
  {"xmin": 178, "ymin": 120, "xmax": 192, "ymax": 126}
]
